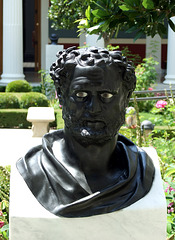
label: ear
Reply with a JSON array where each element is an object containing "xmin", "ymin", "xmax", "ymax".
[{"xmin": 125, "ymin": 90, "xmax": 133, "ymax": 107}]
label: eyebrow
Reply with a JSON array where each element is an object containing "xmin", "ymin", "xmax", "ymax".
[
  {"xmin": 70, "ymin": 77, "xmax": 103, "ymax": 88},
  {"xmin": 71, "ymin": 85, "xmax": 119, "ymax": 94}
]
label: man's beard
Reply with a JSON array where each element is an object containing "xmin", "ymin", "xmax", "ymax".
[{"xmin": 62, "ymin": 110, "xmax": 125, "ymax": 147}]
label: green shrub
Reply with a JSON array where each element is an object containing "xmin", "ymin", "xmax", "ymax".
[
  {"xmin": 19, "ymin": 92, "xmax": 49, "ymax": 109},
  {"xmin": 39, "ymin": 70, "xmax": 55, "ymax": 100},
  {"xmin": 32, "ymin": 85, "xmax": 42, "ymax": 93},
  {"xmin": 0, "ymin": 109, "xmax": 59, "ymax": 128},
  {"xmin": 0, "ymin": 166, "xmax": 10, "ymax": 202},
  {"xmin": 132, "ymin": 57, "xmax": 158, "ymax": 112},
  {"xmin": 5, "ymin": 80, "xmax": 32, "ymax": 92},
  {"xmin": 0, "ymin": 166, "xmax": 10, "ymax": 240},
  {"xmin": 0, "ymin": 93, "xmax": 20, "ymax": 109},
  {"xmin": 0, "ymin": 109, "xmax": 31, "ymax": 128}
]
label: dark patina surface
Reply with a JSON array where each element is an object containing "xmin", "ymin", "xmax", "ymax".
[{"xmin": 17, "ymin": 47, "xmax": 155, "ymax": 217}]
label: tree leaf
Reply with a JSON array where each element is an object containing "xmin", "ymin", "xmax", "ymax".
[
  {"xmin": 92, "ymin": 9, "xmax": 109, "ymax": 18},
  {"xmin": 165, "ymin": 167, "xmax": 175, "ymax": 178},
  {"xmin": 1, "ymin": 201, "xmax": 6, "ymax": 210},
  {"xmin": 134, "ymin": 30, "xmax": 144, "ymax": 42},
  {"xmin": 1, "ymin": 224, "xmax": 9, "ymax": 232},
  {"xmin": 87, "ymin": 24, "xmax": 102, "ymax": 33},
  {"xmin": 119, "ymin": 5, "xmax": 130, "ymax": 11},
  {"xmin": 126, "ymin": 25, "xmax": 138, "ymax": 33},
  {"xmin": 142, "ymin": 0, "xmax": 154, "ymax": 9},
  {"xmin": 124, "ymin": 0, "xmax": 136, "ymax": 7},
  {"xmin": 168, "ymin": 19, "xmax": 175, "ymax": 32},
  {"xmin": 85, "ymin": 5, "xmax": 91, "ymax": 20},
  {"xmin": 158, "ymin": 23, "xmax": 167, "ymax": 37}
]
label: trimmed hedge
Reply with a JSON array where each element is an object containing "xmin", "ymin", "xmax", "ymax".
[
  {"xmin": 0, "ymin": 92, "xmax": 49, "ymax": 109},
  {"xmin": 0, "ymin": 109, "xmax": 31, "ymax": 128},
  {"xmin": 5, "ymin": 80, "xmax": 32, "ymax": 92},
  {"xmin": 19, "ymin": 92, "xmax": 49, "ymax": 109},
  {"xmin": 0, "ymin": 109, "xmax": 62, "ymax": 129},
  {"xmin": 0, "ymin": 93, "xmax": 20, "ymax": 109}
]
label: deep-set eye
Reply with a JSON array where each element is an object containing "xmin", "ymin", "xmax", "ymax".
[
  {"xmin": 76, "ymin": 92, "xmax": 88, "ymax": 98},
  {"xmin": 100, "ymin": 92, "xmax": 113, "ymax": 99}
]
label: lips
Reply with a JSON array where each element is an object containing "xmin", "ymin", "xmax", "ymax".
[{"xmin": 84, "ymin": 120, "xmax": 106, "ymax": 130}]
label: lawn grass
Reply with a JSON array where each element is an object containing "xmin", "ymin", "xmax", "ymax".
[
  {"xmin": 139, "ymin": 112, "xmax": 162, "ymax": 124},
  {"xmin": 139, "ymin": 112, "xmax": 175, "ymax": 130}
]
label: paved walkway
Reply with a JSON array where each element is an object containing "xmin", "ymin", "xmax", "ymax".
[
  {"xmin": 0, "ymin": 129, "xmax": 55, "ymax": 167},
  {"xmin": 154, "ymin": 82, "xmax": 175, "ymax": 90}
]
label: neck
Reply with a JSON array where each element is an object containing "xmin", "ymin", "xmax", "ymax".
[{"xmin": 64, "ymin": 128, "xmax": 118, "ymax": 175}]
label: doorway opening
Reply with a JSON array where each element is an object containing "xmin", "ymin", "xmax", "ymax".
[{"xmin": 23, "ymin": 0, "xmax": 41, "ymax": 83}]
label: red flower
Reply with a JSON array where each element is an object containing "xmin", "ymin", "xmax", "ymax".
[{"xmin": 0, "ymin": 221, "xmax": 4, "ymax": 228}]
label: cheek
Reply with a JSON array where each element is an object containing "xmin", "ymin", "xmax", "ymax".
[{"xmin": 65, "ymin": 98, "xmax": 85, "ymax": 118}]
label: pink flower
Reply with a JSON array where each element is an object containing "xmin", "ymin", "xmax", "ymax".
[
  {"xmin": 156, "ymin": 100, "xmax": 168, "ymax": 109},
  {"xmin": 168, "ymin": 202, "xmax": 174, "ymax": 208},
  {"xmin": 0, "ymin": 221, "xmax": 4, "ymax": 228},
  {"xmin": 170, "ymin": 187, "xmax": 175, "ymax": 193},
  {"xmin": 171, "ymin": 207, "xmax": 174, "ymax": 213},
  {"xmin": 148, "ymin": 87, "xmax": 153, "ymax": 90},
  {"xmin": 0, "ymin": 211, "xmax": 3, "ymax": 216}
]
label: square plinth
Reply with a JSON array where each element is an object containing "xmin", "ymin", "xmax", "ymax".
[
  {"xmin": 9, "ymin": 147, "xmax": 167, "ymax": 240},
  {"xmin": 27, "ymin": 107, "xmax": 55, "ymax": 137}
]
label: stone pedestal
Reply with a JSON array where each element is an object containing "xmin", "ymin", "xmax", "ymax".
[
  {"xmin": 27, "ymin": 107, "xmax": 55, "ymax": 137},
  {"xmin": 146, "ymin": 35, "xmax": 162, "ymax": 81},
  {"xmin": 0, "ymin": 0, "xmax": 25, "ymax": 85},
  {"xmin": 9, "ymin": 147, "xmax": 167, "ymax": 240},
  {"xmin": 45, "ymin": 44, "xmax": 64, "ymax": 72},
  {"xmin": 86, "ymin": 34, "xmax": 105, "ymax": 48},
  {"xmin": 164, "ymin": 16, "xmax": 175, "ymax": 85}
]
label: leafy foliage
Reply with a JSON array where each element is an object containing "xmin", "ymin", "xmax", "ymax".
[
  {"xmin": 48, "ymin": 0, "xmax": 91, "ymax": 30},
  {"xmin": 107, "ymin": 44, "xmax": 141, "ymax": 66},
  {"xmin": 5, "ymin": 80, "xmax": 32, "ymax": 93},
  {"xmin": 0, "ymin": 166, "xmax": 10, "ymax": 240},
  {"xmin": 135, "ymin": 57, "xmax": 158, "ymax": 91},
  {"xmin": 19, "ymin": 92, "xmax": 49, "ymax": 109},
  {"xmin": 0, "ymin": 93, "xmax": 20, "ymax": 109},
  {"xmin": 0, "ymin": 167, "xmax": 10, "ymax": 202},
  {"xmin": 39, "ymin": 70, "xmax": 56, "ymax": 100},
  {"xmin": 77, "ymin": 0, "xmax": 175, "ymax": 43},
  {"xmin": 131, "ymin": 57, "xmax": 158, "ymax": 112},
  {"xmin": 151, "ymin": 91, "xmax": 175, "ymax": 127},
  {"xmin": 0, "ymin": 109, "xmax": 31, "ymax": 128}
]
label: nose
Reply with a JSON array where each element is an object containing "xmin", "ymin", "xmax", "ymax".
[{"xmin": 88, "ymin": 96, "xmax": 101, "ymax": 114}]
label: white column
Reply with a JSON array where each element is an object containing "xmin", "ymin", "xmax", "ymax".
[
  {"xmin": 0, "ymin": 0, "xmax": 25, "ymax": 84},
  {"xmin": 79, "ymin": 32, "xmax": 86, "ymax": 48},
  {"xmin": 41, "ymin": 0, "xmax": 49, "ymax": 70},
  {"xmin": 86, "ymin": 34, "xmax": 105, "ymax": 48},
  {"xmin": 146, "ymin": 35, "xmax": 162, "ymax": 81},
  {"xmin": 164, "ymin": 16, "xmax": 175, "ymax": 85}
]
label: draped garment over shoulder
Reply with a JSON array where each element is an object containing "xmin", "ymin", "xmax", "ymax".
[{"xmin": 16, "ymin": 130, "xmax": 155, "ymax": 218}]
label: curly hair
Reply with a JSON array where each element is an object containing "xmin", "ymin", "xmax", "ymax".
[{"xmin": 50, "ymin": 46, "xmax": 136, "ymax": 99}]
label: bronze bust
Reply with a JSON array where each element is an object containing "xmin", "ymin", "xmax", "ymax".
[{"xmin": 17, "ymin": 47, "xmax": 155, "ymax": 217}]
